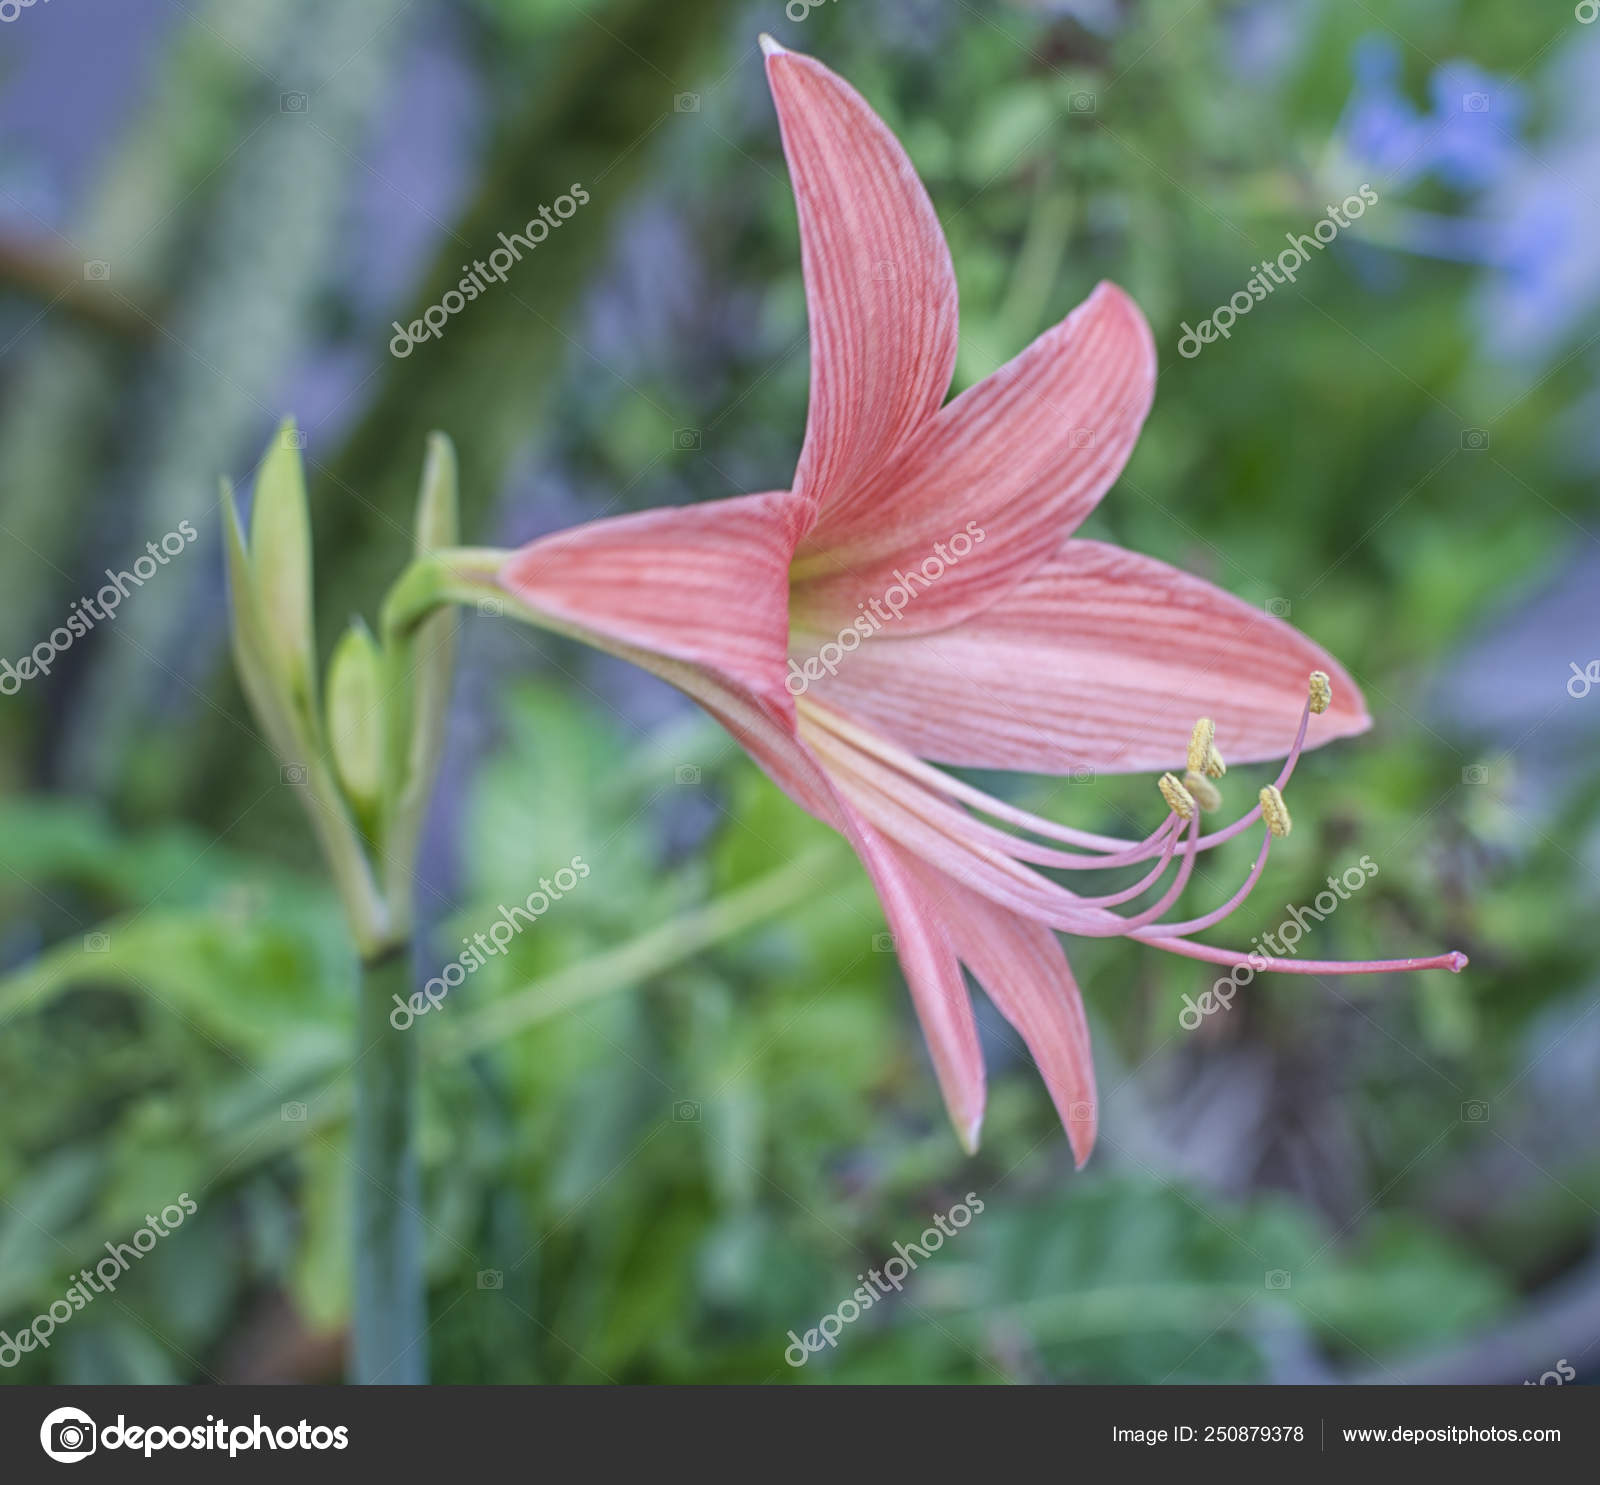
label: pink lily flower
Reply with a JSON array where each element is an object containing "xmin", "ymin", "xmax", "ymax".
[{"xmin": 498, "ymin": 38, "xmax": 1465, "ymax": 1162}]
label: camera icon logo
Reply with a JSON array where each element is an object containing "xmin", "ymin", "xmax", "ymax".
[
  {"xmin": 674, "ymin": 764, "xmax": 701, "ymax": 784},
  {"xmin": 675, "ymin": 93, "xmax": 700, "ymax": 112},
  {"xmin": 281, "ymin": 1102, "xmax": 307, "ymax": 1122},
  {"xmin": 1068, "ymin": 1100, "xmax": 1096, "ymax": 1123},
  {"xmin": 83, "ymin": 261, "xmax": 110, "ymax": 281},
  {"xmin": 1068, "ymin": 427, "xmax": 1096, "ymax": 449},
  {"xmin": 1266, "ymin": 597, "xmax": 1292, "ymax": 617},
  {"xmin": 1460, "ymin": 427, "xmax": 1490, "ymax": 451},
  {"xmin": 1070, "ymin": 765, "xmax": 1096, "ymax": 783},
  {"xmin": 673, "ymin": 1099, "xmax": 701, "ymax": 1123},
  {"xmin": 1068, "ymin": 91, "xmax": 1097, "ymax": 114},
  {"xmin": 83, "ymin": 932, "xmax": 110, "ymax": 953},
  {"xmin": 280, "ymin": 763, "xmax": 308, "ymax": 785},
  {"xmin": 1462, "ymin": 764, "xmax": 1488, "ymax": 785},
  {"xmin": 1460, "ymin": 1099, "xmax": 1490, "ymax": 1123},
  {"xmin": 477, "ymin": 1269, "xmax": 503, "ymax": 1290},
  {"xmin": 871, "ymin": 932, "xmax": 897, "ymax": 953},
  {"xmin": 40, "ymin": 1407, "xmax": 97, "ymax": 1462},
  {"xmin": 1264, "ymin": 1269, "xmax": 1292, "ymax": 1290},
  {"xmin": 476, "ymin": 596, "xmax": 505, "ymax": 617},
  {"xmin": 1462, "ymin": 92, "xmax": 1489, "ymax": 113},
  {"xmin": 673, "ymin": 428, "xmax": 702, "ymax": 451},
  {"xmin": 281, "ymin": 92, "xmax": 309, "ymax": 113},
  {"xmin": 283, "ymin": 429, "xmax": 307, "ymax": 450}
]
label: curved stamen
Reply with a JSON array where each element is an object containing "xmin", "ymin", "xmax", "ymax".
[
  {"xmin": 1107, "ymin": 812, "xmax": 1202, "ymax": 933},
  {"xmin": 800, "ymin": 701, "xmax": 1184, "ymax": 869},
  {"xmin": 798, "ymin": 697, "xmax": 1153, "ymax": 855},
  {"xmin": 1128, "ymin": 934, "xmax": 1469, "ymax": 976},
  {"xmin": 800, "ymin": 679, "xmax": 1467, "ymax": 981},
  {"xmin": 797, "ymin": 690, "xmax": 1317, "ymax": 867},
  {"xmin": 1141, "ymin": 830, "xmax": 1272, "ymax": 938}
]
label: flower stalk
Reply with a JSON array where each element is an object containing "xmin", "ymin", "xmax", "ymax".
[
  {"xmin": 223, "ymin": 424, "xmax": 464, "ymax": 1383},
  {"xmin": 351, "ymin": 946, "xmax": 425, "ymax": 1384}
]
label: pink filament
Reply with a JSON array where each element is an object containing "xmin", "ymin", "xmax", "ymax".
[{"xmin": 798, "ymin": 689, "xmax": 1467, "ymax": 979}]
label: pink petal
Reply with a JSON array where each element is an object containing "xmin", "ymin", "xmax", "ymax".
[
  {"xmin": 799, "ymin": 538, "xmax": 1370, "ymax": 773},
  {"xmin": 497, "ymin": 491, "xmax": 839, "ymax": 820},
  {"xmin": 905, "ymin": 858, "xmax": 1098, "ymax": 1166},
  {"xmin": 499, "ymin": 490, "xmax": 805, "ymax": 703},
  {"xmin": 499, "ymin": 497, "xmax": 986, "ymax": 1150},
  {"xmin": 763, "ymin": 41, "xmax": 959, "ymax": 523},
  {"xmin": 846, "ymin": 817, "xmax": 988, "ymax": 1152},
  {"xmin": 792, "ymin": 282, "xmax": 1155, "ymax": 635}
]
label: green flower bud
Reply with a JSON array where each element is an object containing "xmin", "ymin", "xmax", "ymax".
[{"xmin": 328, "ymin": 620, "xmax": 385, "ymax": 826}]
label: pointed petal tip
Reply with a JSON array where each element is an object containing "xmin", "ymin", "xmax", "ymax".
[
  {"xmin": 758, "ymin": 32, "xmax": 787, "ymax": 57},
  {"xmin": 1091, "ymin": 277, "xmax": 1158, "ymax": 365},
  {"xmin": 1068, "ymin": 1098, "xmax": 1098, "ymax": 1168},
  {"xmin": 957, "ymin": 1111, "xmax": 984, "ymax": 1156}
]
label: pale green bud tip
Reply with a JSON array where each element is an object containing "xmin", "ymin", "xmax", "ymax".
[
  {"xmin": 327, "ymin": 621, "xmax": 385, "ymax": 816},
  {"xmin": 249, "ymin": 422, "xmax": 316, "ymax": 704},
  {"xmin": 415, "ymin": 432, "xmax": 459, "ymax": 555}
]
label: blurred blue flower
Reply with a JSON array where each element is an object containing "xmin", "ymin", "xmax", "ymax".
[
  {"xmin": 1331, "ymin": 32, "xmax": 1600, "ymax": 369},
  {"xmin": 1335, "ymin": 37, "xmax": 1524, "ymax": 193},
  {"xmin": 1472, "ymin": 32, "xmax": 1600, "ymax": 367}
]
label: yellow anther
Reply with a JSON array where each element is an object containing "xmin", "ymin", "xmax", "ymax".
[
  {"xmin": 1187, "ymin": 717, "xmax": 1225, "ymax": 777},
  {"xmin": 1159, "ymin": 772, "xmax": 1196, "ymax": 821},
  {"xmin": 1308, "ymin": 671, "xmax": 1332, "ymax": 715},
  {"xmin": 1184, "ymin": 769, "xmax": 1223, "ymax": 813},
  {"xmin": 1259, "ymin": 785, "xmax": 1292, "ymax": 838}
]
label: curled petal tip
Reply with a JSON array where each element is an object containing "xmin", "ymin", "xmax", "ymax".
[{"xmin": 1448, "ymin": 951, "xmax": 1469, "ymax": 973}]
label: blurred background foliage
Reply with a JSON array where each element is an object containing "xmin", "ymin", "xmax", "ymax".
[{"xmin": 1, "ymin": 0, "xmax": 1597, "ymax": 1383}]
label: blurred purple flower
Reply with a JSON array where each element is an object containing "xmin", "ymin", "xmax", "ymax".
[
  {"xmin": 1335, "ymin": 37, "xmax": 1523, "ymax": 193},
  {"xmin": 1332, "ymin": 33, "xmax": 1600, "ymax": 369}
]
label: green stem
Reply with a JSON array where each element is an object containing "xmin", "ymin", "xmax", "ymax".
[{"xmin": 351, "ymin": 946, "xmax": 426, "ymax": 1384}]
